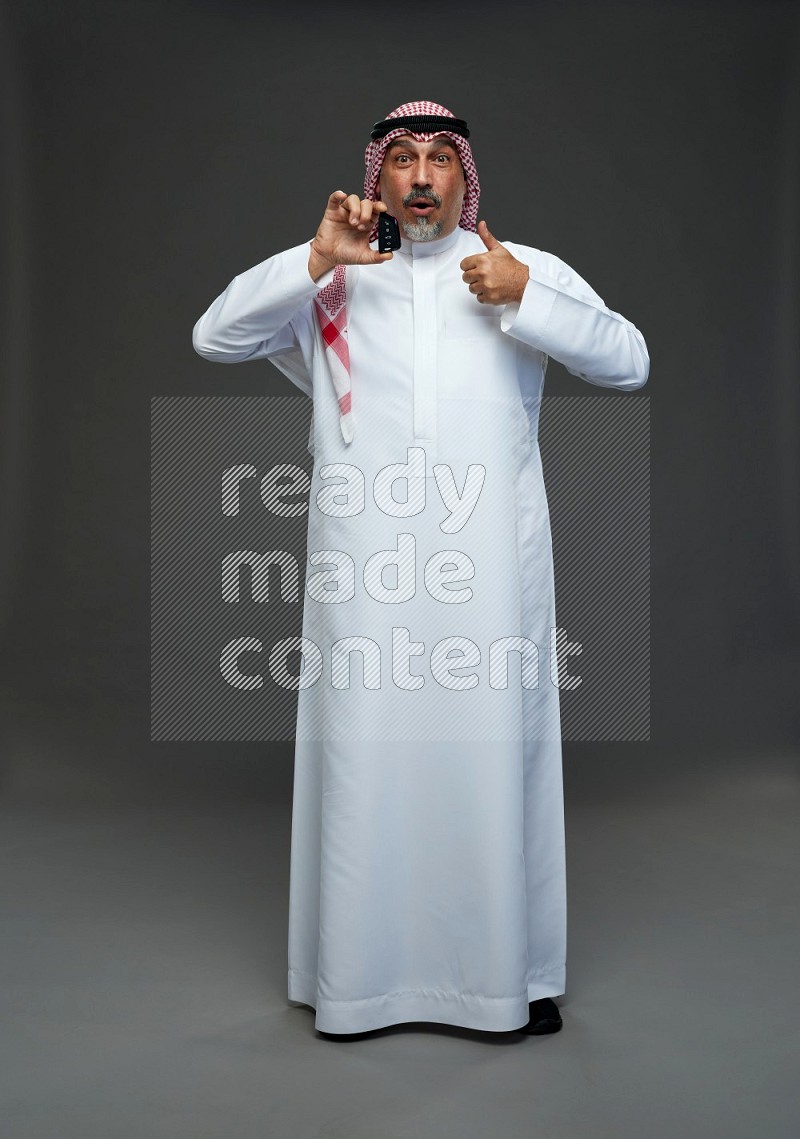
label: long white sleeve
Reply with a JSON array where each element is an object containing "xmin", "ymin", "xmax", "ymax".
[
  {"xmin": 499, "ymin": 243, "xmax": 650, "ymax": 391},
  {"xmin": 191, "ymin": 240, "xmax": 335, "ymax": 364}
]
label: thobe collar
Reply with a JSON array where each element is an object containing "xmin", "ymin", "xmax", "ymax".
[{"xmin": 380, "ymin": 225, "xmax": 465, "ymax": 260}]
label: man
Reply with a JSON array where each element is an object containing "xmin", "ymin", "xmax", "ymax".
[{"xmin": 193, "ymin": 100, "xmax": 649, "ymax": 1040}]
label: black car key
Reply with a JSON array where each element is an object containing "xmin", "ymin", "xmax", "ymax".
[{"xmin": 378, "ymin": 212, "xmax": 401, "ymax": 253}]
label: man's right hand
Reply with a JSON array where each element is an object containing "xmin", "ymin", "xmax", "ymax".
[{"xmin": 308, "ymin": 191, "xmax": 394, "ymax": 282}]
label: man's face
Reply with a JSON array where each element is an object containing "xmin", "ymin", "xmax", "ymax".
[{"xmin": 377, "ymin": 135, "xmax": 466, "ymax": 242}]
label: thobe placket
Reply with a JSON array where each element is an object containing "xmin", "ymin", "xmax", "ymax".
[{"xmin": 411, "ymin": 249, "xmax": 439, "ymax": 467}]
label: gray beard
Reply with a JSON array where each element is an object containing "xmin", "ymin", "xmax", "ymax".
[{"xmin": 402, "ymin": 217, "xmax": 444, "ymax": 242}]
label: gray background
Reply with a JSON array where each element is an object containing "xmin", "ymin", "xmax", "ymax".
[{"xmin": 1, "ymin": 1, "xmax": 798, "ymax": 1136}]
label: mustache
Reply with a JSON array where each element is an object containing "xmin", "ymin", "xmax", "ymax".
[{"xmin": 402, "ymin": 189, "xmax": 442, "ymax": 207}]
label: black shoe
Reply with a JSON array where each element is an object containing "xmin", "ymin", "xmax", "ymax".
[
  {"xmin": 317, "ymin": 1027, "xmax": 379, "ymax": 1041},
  {"xmin": 519, "ymin": 997, "xmax": 563, "ymax": 1035}
]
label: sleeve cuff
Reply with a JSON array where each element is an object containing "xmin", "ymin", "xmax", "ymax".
[
  {"xmin": 500, "ymin": 273, "xmax": 559, "ymax": 345},
  {"xmin": 304, "ymin": 241, "xmax": 336, "ymax": 290},
  {"xmin": 255, "ymin": 239, "xmax": 337, "ymax": 300}
]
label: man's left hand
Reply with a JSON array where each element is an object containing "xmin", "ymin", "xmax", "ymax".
[{"xmin": 460, "ymin": 220, "xmax": 530, "ymax": 305}]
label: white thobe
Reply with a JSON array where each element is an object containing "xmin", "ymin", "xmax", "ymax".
[{"xmin": 193, "ymin": 225, "xmax": 649, "ymax": 1033}]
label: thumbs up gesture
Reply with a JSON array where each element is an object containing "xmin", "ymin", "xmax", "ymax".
[{"xmin": 459, "ymin": 220, "xmax": 530, "ymax": 305}]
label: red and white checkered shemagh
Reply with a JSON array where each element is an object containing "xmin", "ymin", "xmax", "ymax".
[{"xmin": 313, "ymin": 101, "xmax": 481, "ymax": 444}]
